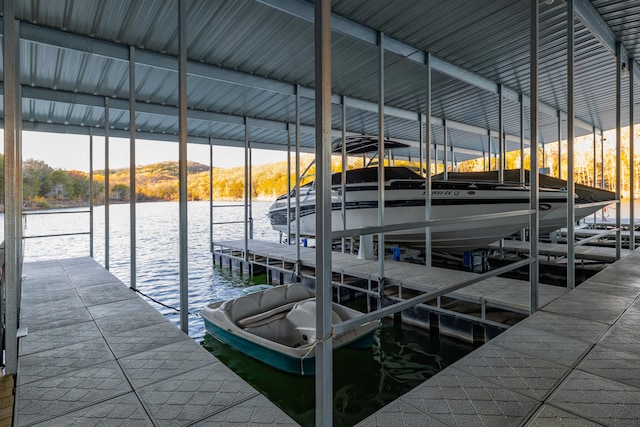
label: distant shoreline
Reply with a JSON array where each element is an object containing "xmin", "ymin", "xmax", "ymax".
[{"xmin": 0, "ymin": 196, "xmax": 276, "ymax": 213}]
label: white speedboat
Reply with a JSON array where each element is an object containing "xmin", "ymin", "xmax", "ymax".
[
  {"xmin": 436, "ymin": 170, "xmax": 617, "ymax": 235},
  {"xmin": 202, "ymin": 283, "xmax": 379, "ymax": 375},
  {"xmin": 268, "ymin": 166, "xmax": 570, "ymax": 252}
]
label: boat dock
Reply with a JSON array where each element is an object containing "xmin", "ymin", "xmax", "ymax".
[
  {"xmin": 558, "ymin": 226, "xmax": 640, "ymax": 246},
  {"xmin": 213, "ymin": 239, "xmax": 569, "ymax": 341},
  {"xmin": 14, "ymin": 257, "xmax": 297, "ymax": 426},
  {"xmin": 490, "ymin": 239, "xmax": 631, "ymax": 263},
  {"xmin": 357, "ymin": 245, "xmax": 640, "ymax": 425},
  {"xmin": 14, "ymin": 248, "xmax": 640, "ymax": 425}
]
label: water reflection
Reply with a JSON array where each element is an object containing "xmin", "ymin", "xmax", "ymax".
[{"xmin": 202, "ymin": 318, "xmax": 472, "ymax": 426}]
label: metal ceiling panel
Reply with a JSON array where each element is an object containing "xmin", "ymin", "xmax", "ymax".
[{"xmin": 4, "ymin": 0, "xmax": 640, "ymax": 162}]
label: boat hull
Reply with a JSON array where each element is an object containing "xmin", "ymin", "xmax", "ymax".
[
  {"xmin": 269, "ymin": 180, "xmax": 568, "ymax": 251},
  {"xmin": 203, "ymin": 317, "xmax": 318, "ymax": 375},
  {"xmin": 435, "ymin": 169, "xmax": 617, "ymax": 236}
]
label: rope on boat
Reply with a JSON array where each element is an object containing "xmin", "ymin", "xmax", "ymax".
[
  {"xmin": 131, "ymin": 288, "xmax": 201, "ymax": 317},
  {"xmin": 300, "ymin": 327, "xmax": 334, "ymax": 376}
]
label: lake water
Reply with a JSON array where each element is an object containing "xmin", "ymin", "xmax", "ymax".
[{"xmin": 8, "ymin": 201, "xmax": 473, "ymax": 425}]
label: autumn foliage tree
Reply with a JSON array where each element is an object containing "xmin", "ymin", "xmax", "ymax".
[{"xmin": 8, "ymin": 124, "xmax": 640, "ymax": 211}]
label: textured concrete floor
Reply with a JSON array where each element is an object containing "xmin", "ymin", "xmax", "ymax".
[
  {"xmin": 15, "ymin": 257, "xmax": 298, "ymax": 426},
  {"xmin": 357, "ymin": 250, "xmax": 640, "ymax": 426}
]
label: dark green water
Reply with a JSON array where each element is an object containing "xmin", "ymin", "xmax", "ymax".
[{"xmin": 201, "ymin": 318, "xmax": 473, "ymax": 426}]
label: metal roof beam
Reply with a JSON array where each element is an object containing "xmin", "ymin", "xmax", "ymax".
[
  {"xmin": 14, "ymin": 15, "xmax": 548, "ymax": 151},
  {"xmin": 257, "ymin": 0, "xmax": 498, "ymax": 94},
  {"xmin": 18, "ymin": 85, "xmax": 331, "ymax": 142},
  {"xmin": 5, "ymin": 115, "xmax": 487, "ymax": 159},
  {"xmin": 522, "ymin": 94, "xmax": 593, "ymax": 132},
  {"xmin": 27, "ymin": 90, "xmax": 518, "ymax": 156},
  {"xmin": 13, "ymin": 119, "xmax": 314, "ymax": 153},
  {"xmin": 17, "ymin": 80, "xmax": 532, "ymax": 153},
  {"xmin": 574, "ymin": 0, "xmax": 640, "ymax": 84},
  {"xmin": 14, "ymin": 16, "xmax": 532, "ymax": 145},
  {"xmin": 18, "ymin": 20, "xmax": 296, "ymax": 96},
  {"xmin": 15, "ymin": 19, "xmax": 129, "ymax": 61},
  {"xmin": 257, "ymin": 0, "xmax": 604, "ymax": 134}
]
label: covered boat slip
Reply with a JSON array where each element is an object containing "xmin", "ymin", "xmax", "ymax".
[
  {"xmin": 15, "ymin": 257, "xmax": 297, "ymax": 426},
  {"xmin": 213, "ymin": 239, "xmax": 569, "ymax": 332},
  {"xmin": 356, "ymin": 244, "xmax": 640, "ymax": 426},
  {"xmin": 2, "ymin": 1, "xmax": 640, "ymax": 426}
]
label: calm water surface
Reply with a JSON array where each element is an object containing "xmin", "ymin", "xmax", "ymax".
[{"xmin": 8, "ymin": 201, "xmax": 473, "ymax": 425}]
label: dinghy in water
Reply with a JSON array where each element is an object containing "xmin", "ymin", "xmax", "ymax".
[{"xmin": 202, "ymin": 283, "xmax": 379, "ymax": 375}]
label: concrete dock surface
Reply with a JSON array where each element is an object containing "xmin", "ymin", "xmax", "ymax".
[{"xmin": 15, "ymin": 257, "xmax": 297, "ymax": 426}]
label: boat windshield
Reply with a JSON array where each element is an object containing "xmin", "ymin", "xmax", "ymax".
[{"xmin": 331, "ymin": 166, "xmax": 423, "ymax": 185}]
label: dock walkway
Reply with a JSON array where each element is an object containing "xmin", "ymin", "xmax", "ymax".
[
  {"xmin": 15, "ymin": 257, "xmax": 297, "ymax": 426},
  {"xmin": 357, "ymin": 248, "xmax": 640, "ymax": 425},
  {"xmin": 491, "ymin": 239, "xmax": 631, "ymax": 262},
  {"xmin": 214, "ymin": 239, "xmax": 568, "ymax": 319}
]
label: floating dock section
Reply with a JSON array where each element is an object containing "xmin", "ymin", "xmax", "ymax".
[
  {"xmin": 491, "ymin": 239, "xmax": 631, "ymax": 263},
  {"xmin": 15, "ymin": 257, "xmax": 297, "ymax": 426},
  {"xmin": 213, "ymin": 239, "xmax": 569, "ymax": 343},
  {"xmin": 357, "ymin": 247, "xmax": 640, "ymax": 425}
]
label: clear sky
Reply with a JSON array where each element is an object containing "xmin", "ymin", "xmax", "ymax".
[{"xmin": 3, "ymin": 130, "xmax": 287, "ymax": 171}]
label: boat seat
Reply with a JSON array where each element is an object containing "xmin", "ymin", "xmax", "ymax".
[
  {"xmin": 230, "ymin": 283, "xmax": 313, "ymax": 324},
  {"xmin": 229, "ymin": 291, "xmax": 263, "ymax": 323},
  {"xmin": 259, "ymin": 285, "xmax": 291, "ymax": 311},
  {"xmin": 237, "ymin": 298, "xmax": 314, "ymax": 329},
  {"xmin": 283, "ymin": 283, "xmax": 314, "ymax": 302}
]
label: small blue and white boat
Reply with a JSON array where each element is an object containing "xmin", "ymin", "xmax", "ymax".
[{"xmin": 202, "ymin": 283, "xmax": 379, "ymax": 375}]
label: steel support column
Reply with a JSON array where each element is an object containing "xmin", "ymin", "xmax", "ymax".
[
  {"xmin": 616, "ymin": 42, "xmax": 622, "ymax": 260},
  {"xmin": 3, "ymin": 2, "xmax": 19, "ymax": 374},
  {"xmin": 421, "ymin": 114, "xmax": 432, "ymax": 266},
  {"xmin": 244, "ymin": 118, "xmax": 250, "ymax": 260},
  {"xmin": 341, "ymin": 98, "xmax": 347, "ymax": 253},
  {"xmin": 249, "ymin": 139, "xmax": 254, "ymax": 240},
  {"xmin": 601, "ymin": 129, "xmax": 605, "ymax": 189},
  {"xmin": 443, "ymin": 119, "xmax": 448, "ymax": 180},
  {"xmin": 520, "ymin": 96, "xmax": 526, "ymax": 241},
  {"xmin": 286, "ymin": 124, "xmax": 292, "ymax": 243},
  {"xmin": 529, "ymin": 0, "xmax": 540, "ymax": 313},
  {"xmin": 630, "ymin": 60, "xmax": 635, "ymax": 249},
  {"xmin": 520, "ymin": 95, "xmax": 525, "ymax": 183},
  {"xmin": 209, "ymin": 138, "xmax": 213, "ymax": 252},
  {"xmin": 377, "ymin": 32, "xmax": 386, "ymax": 284},
  {"xmin": 178, "ymin": 0, "xmax": 189, "ymax": 334},
  {"xmin": 567, "ymin": 0, "xmax": 576, "ymax": 289},
  {"xmin": 424, "ymin": 52, "xmax": 432, "ymax": 267},
  {"xmin": 557, "ymin": 110, "xmax": 562, "ymax": 179},
  {"xmin": 129, "ymin": 46, "xmax": 137, "ymax": 290},
  {"xmin": 593, "ymin": 126, "xmax": 597, "ymax": 225},
  {"xmin": 90, "ymin": 127, "xmax": 94, "ymax": 257},
  {"xmin": 104, "ymin": 97, "xmax": 110, "ymax": 270},
  {"xmin": 498, "ymin": 85, "xmax": 504, "ymax": 183},
  {"xmin": 593, "ymin": 127, "xmax": 597, "ymax": 187},
  {"xmin": 314, "ymin": 1, "xmax": 333, "ymax": 424},
  {"xmin": 295, "ymin": 85, "xmax": 301, "ymax": 276},
  {"xmin": 419, "ymin": 113, "xmax": 424, "ymax": 175},
  {"xmin": 487, "ymin": 129, "xmax": 492, "ymax": 171},
  {"xmin": 15, "ymin": 24, "xmax": 23, "ymax": 288}
]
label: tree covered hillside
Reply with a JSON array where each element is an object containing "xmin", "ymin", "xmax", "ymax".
[{"xmin": 1, "ymin": 154, "xmax": 318, "ymax": 209}]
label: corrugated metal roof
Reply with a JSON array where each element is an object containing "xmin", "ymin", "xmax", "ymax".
[{"xmin": 3, "ymin": 0, "xmax": 640, "ymax": 162}]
